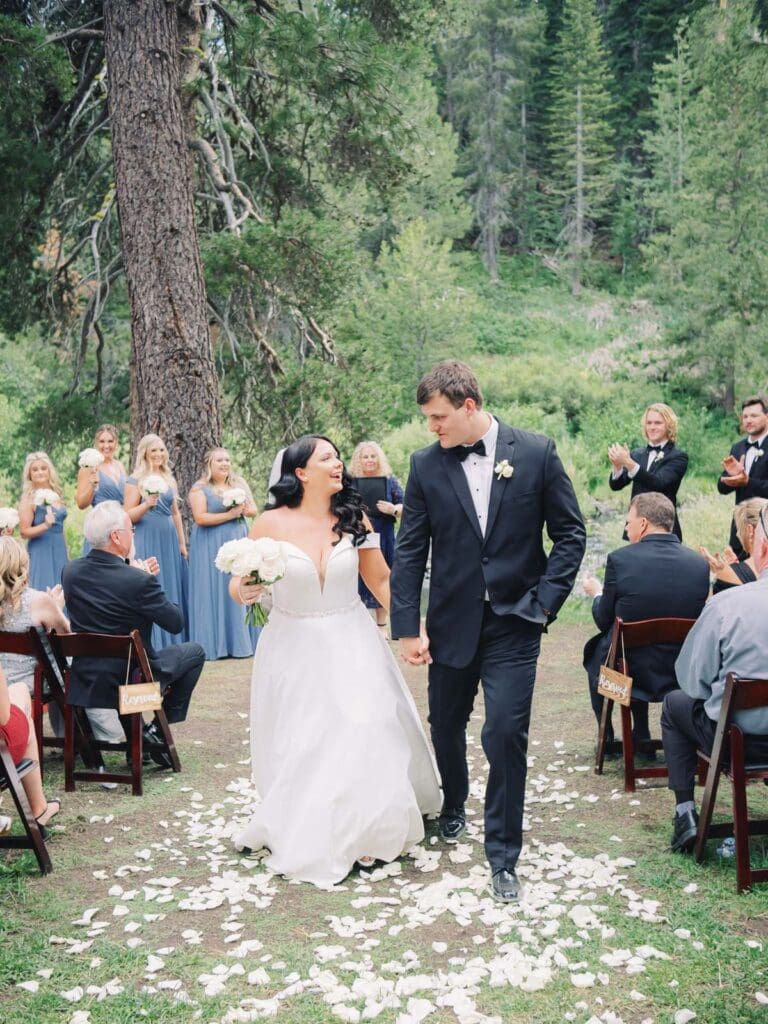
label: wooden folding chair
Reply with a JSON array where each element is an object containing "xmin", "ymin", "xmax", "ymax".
[
  {"xmin": 49, "ymin": 630, "xmax": 180, "ymax": 796},
  {"xmin": 694, "ymin": 673, "xmax": 768, "ymax": 893},
  {"xmin": 595, "ymin": 617, "xmax": 697, "ymax": 792},
  {"xmin": 0, "ymin": 627, "xmax": 98, "ymax": 777},
  {"xmin": 0, "ymin": 738, "xmax": 52, "ymax": 874}
]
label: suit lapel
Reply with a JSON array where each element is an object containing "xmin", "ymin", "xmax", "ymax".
[
  {"xmin": 485, "ymin": 425, "xmax": 516, "ymax": 541},
  {"xmin": 442, "ymin": 451, "xmax": 484, "ymax": 542}
]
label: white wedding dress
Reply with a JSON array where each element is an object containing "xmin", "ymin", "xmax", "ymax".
[{"xmin": 234, "ymin": 535, "xmax": 442, "ymax": 886}]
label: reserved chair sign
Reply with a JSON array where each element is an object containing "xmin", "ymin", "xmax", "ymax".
[{"xmin": 597, "ymin": 665, "xmax": 633, "ymax": 707}]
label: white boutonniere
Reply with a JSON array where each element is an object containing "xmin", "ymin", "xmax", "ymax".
[
  {"xmin": 656, "ymin": 452, "xmax": 663, "ymax": 460},
  {"xmin": 495, "ymin": 459, "xmax": 514, "ymax": 480},
  {"xmin": 755, "ymin": 449, "xmax": 764, "ymax": 460}
]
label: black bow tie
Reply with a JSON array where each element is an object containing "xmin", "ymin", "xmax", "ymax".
[
  {"xmin": 746, "ymin": 440, "xmax": 762, "ymax": 450},
  {"xmin": 451, "ymin": 439, "xmax": 486, "ymax": 462},
  {"xmin": 647, "ymin": 444, "xmax": 664, "ymax": 453}
]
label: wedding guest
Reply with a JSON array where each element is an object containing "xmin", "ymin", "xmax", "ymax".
[
  {"xmin": 0, "ymin": 663, "xmax": 61, "ymax": 836},
  {"xmin": 124, "ymin": 434, "xmax": 188, "ymax": 651},
  {"xmin": 76, "ymin": 424, "xmax": 127, "ymax": 555},
  {"xmin": 349, "ymin": 441, "xmax": 404, "ymax": 628},
  {"xmin": 18, "ymin": 452, "xmax": 68, "ymax": 590},
  {"xmin": 700, "ymin": 498, "xmax": 767, "ymax": 594},
  {"xmin": 608, "ymin": 403, "xmax": 688, "ymax": 540},
  {"xmin": 717, "ymin": 394, "xmax": 768, "ymax": 557},
  {"xmin": 188, "ymin": 448, "xmax": 259, "ymax": 660},
  {"xmin": 582, "ymin": 493, "xmax": 709, "ymax": 754},
  {"xmin": 662, "ymin": 505, "xmax": 768, "ymax": 854},
  {"xmin": 62, "ymin": 503, "xmax": 204, "ymax": 768}
]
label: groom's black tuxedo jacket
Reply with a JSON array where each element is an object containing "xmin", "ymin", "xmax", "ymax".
[
  {"xmin": 608, "ymin": 441, "xmax": 688, "ymax": 539},
  {"xmin": 61, "ymin": 549, "xmax": 185, "ymax": 708},
  {"xmin": 717, "ymin": 436, "xmax": 768, "ymax": 553},
  {"xmin": 390, "ymin": 420, "xmax": 586, "ymax": 668}
]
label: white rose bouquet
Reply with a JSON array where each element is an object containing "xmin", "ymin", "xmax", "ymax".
[
  {"xmin": 78, "ymin": 447, "xmax": 104, "ymax": 469},
  {"xmin": 32, "ymin": 488, "xmax": 60, "ymax": 507},
  {"xmin": 0, "ymin": 507, "xmax": 19, "ymax": 531},
  {"xmin": 215, "ymin": 536, "xmax": 287, "ymax": 627},
  {"xmin": 140, "ymin": 474, "xmax": 167, "ymax": 498},
  {"xmin": 221, "ymin": 487, "xmax": 247, "ymax": 510}
]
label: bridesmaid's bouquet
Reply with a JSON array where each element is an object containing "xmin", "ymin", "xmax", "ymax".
[
  {"xmin": 32, "ymin": 488, "xmax": 60, "ymax": 507},
  {"xmin": 78, "ymin": 447, "xmax": 104, "ymax": 469},
  {"xmin": 140, "ymin": 474, "xmax": 167, "ymax": 498},
  {"xmin": 221, "ymin": 487, "xmax": 247, "ymax": 509},
  {"xmin": 215, "ymin": 537, "xmax": 287, "ymax": 627},
  {"xmin": 0, "ymin": 507, "xmax": 19, "ymax": 532}
]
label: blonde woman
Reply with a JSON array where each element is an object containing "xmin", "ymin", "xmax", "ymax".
[
  {"xmin": 76, "ymin": 424, "xmax": 127, "ymax": 555},
  {"xmin": 349, "ymin": 441, "xmax": 403, "ymax": 627},
  {"xmin": 608, "ymin": 402, "xmax": 688, "ymax": 540},
  {"xmin": 188, "ymin": 448, "xmax": 259, "ymax": 659},
  {"xmin": 18, "ymin": 451, "xmax": 68, "ymax": 591},
  {"xmin": 700, "ymin": 497, "xmax": 767, "ymax": 593},
  {"xmin": 124, "ymin": 435, "xmax": 188, "ymax": 650}
]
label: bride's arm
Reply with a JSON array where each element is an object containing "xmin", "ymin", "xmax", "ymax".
[
  {"xmin": 228, "ymin": 512, "xmax": 273, "ymax": 606},
  {"xmin": 359, "ymin": 545, "xmax": 391, "ymax": 612}
]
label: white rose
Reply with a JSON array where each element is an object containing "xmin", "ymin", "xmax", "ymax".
[
  {"xmin": 32, "ymin": 488, "xmax": 60, "ymax": 507},
  {"xmin": 221, "ymin": 487, "xmax": 247, "ymax": 509},
  {"xmin": 140, "ymin": 474, "xmax": 167, "ymax": 497},
  {"xmin": 78, "ymin": 448, "xmax": 104, "ymax": 469},
  {"xmin": 0, "ymin": 507, "xmax": 19, "ymax": 531}
]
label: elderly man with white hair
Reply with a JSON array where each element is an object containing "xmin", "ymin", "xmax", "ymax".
[
  {"xmin": 62, "ymin": 501, "xmax": 204, "ymax": 767},
  {"xmin": 662, "ymin": 503, "xmax": 768, "ymax": 853}
]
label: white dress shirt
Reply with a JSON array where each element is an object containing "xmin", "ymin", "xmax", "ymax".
[
  {"xmin": 745, "ymin": 431, "xmax": 768, "ymax": 474},
  {"xmin": 458, "ymin": 415, "xmax": 498, "ymax": 538}
]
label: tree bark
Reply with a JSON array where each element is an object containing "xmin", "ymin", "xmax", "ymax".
[{"xmin": 104, "ymin": 0, "xmax": 221, "ymax": 527}]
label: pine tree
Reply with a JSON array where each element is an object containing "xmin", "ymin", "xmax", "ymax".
[
  {"xmin": 644, "ymin": 0, "xmax": 768, "ymax": 410},
  {"xmin": 445, "ymin": 0, "xmax": 546, "ymax": 282},
  {"xmin": 547, "ymin": 0, "xmax": 616, "ymax": 295}
]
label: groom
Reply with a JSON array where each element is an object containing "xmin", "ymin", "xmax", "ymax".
[{"xmin": 390, "ymin": 360, "xmax": 585, "ymax": 902}]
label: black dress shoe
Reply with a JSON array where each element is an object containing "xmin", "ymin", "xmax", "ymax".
[
  {"xmin": 143, "ymin": 722, "xmax": 173, "ymax": 769},
  {"xmin": 439, "ymin": 807, "xmax": 466, "ymax": 841},
  {"xmin": 489, "ymin": 868, "xmax": 521, "ymax": 903},
  {"xmin": 670, "ymin": 808, "xmax": 699, "ymax": 853}
]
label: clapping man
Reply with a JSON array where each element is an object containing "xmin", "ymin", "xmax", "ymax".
[{"xmin": 717, "ymin": 394, "xmax": 768, "ymax": 557}]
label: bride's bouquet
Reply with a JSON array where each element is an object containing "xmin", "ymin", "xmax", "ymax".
[
  {"xmin": 215, "ymin": 536, "xmax": 287, "ymax": 627},
  {"xmin": 140, "ymin": 474, "xmax": 167, "ymax": 499},
  {"xmin": 32, "ymin": 488, "xmax": 60, "ymax": 507},
  {"xmin": 221, "ymin": 487, "xmax": 247, "ymax": 510},
  {"xmin": 0, "ymin": 507, "xmax": 19, "ymax": 532},
  {"xmin": 78, "ymin": 447, "xmax": 104, "ymax": 469}
]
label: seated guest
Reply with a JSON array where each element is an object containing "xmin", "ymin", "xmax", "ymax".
[
  {"xmin": 1, "ymin": 663, "xmax": 61, "ymax": 835},
  {"xmin": 582, "ymin": 492, "xmax": 709, "ymax": 751},
  {"xmin": 699, "ymin": 498, "xmax": 767, "ymax": 594},
  {"xmin": 608, "ymin": 403, "xmax": 688, "ymax": 540},
  {"xmin": 717, "ymin": 395, "xmax": 768, "ymax": 557},
  {"xmin": 61, "ymin": 502, "xmax": 204, "ymax": 767},
  {"xmin": 662, "ymin": 506, "xmax": 768, "ymax": 853}
]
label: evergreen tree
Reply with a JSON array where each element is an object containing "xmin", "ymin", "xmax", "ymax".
[
  {"xmin": 445, "ymin": 0, "xmax": 546, "ymax": 282},
  {"xmin": 644, "ymin": 0, "xmax": 768, "ymax": 410},
  {"xmin": 547, "ymin": 0, "xmax": 616, "ymax": 295}
]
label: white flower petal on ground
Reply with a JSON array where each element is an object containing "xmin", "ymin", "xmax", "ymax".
[
  {"xmin": 16, "ymin": 980, "xmax": 40, "ymax": 993},
  {"xmin": 674, "ymin": 1012, "xmax": 696, "ymax": 1024},
  {"xmin": 570, "ymin": 973, "xmax": 595, "ymax": 988},
  {"xmin": 60, "ymin": 986, "xmax": 84, "ymax": 1002},
  {"xmin": 755, "ymin": 992, "xmax": 768, "ymax": 1004}
]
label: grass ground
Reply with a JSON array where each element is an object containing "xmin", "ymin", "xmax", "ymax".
[{"xmin": 2, "ymin": 627, "xmax": 767, "ymax": 1024}]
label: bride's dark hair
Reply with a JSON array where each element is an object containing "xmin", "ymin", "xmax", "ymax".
[{"xmin": 268, "ymin": 435, "xmax": 368, "ymax": 546}]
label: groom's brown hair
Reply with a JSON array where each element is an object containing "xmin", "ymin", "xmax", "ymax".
[{"xmin": 416, "ymin": 360, "xmax": 483, "ymax": 409}]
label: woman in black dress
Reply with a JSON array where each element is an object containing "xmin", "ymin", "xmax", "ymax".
[{"xmin": 700, "ymin": 497, "xmax": 766, "ymax": 593}]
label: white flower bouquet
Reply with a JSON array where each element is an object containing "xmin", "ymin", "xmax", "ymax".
[
  {"xmin": 0, "ymin": 507, "xmax": 19, "ymax": 531},
  {"xmin": 221, "ymin": 487, "xmax": 247, "ymax": 509},
  {"xmin": 78, "ymin": 447, "xmax": 104, "ymax": 469},
  {"xmin": 32, "ymin": 488, "xmax": 60, "ymax": 507},
  {"xmin": 215, "ymin": 536, "xmax": 287, "ymax": 627},
  {"xmin": 140, "ymin": 474, "xmax": 167, "ymax": 498}
]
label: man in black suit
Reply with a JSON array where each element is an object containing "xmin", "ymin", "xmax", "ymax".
[
  {"xmin": 717, "ymin": 394, "xmax": 768, "ymax": 556},
  {"xmin": 582, "ymin": 492, "xmax": 709, "ymax": 750},
  {"xmin": 390, "ymin": 360, "xmax": 586, "ymax": 903},
  {"xmin": 61, "ymin": 501, "xmax": 204, "ymax": 767},
  {"xmin": 608, "ymin": 403, "xmax": 688, "ymax": 540}
]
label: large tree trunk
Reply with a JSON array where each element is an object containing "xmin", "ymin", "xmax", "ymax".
[{"xmin": 104, "ymin": 0, "xmax": 221, "ymax": 527}]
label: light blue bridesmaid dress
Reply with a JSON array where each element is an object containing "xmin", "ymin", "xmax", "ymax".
[
  {"xmin": 128, "ymin": 477, "xmax": 188, "ymax": 651},
  {"xmin": 28, "ymin": 502, "xmax": 68, "ymax": 590},
  {"xmin": 187, "ymin": 485, "xmax": 259, "ymax": 660},
  {"xmin": 82, "ymin": 468, "xmax": 126, "ymax": 555}
]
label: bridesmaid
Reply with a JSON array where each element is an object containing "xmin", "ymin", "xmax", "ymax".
[
  {"xmin": 18, "ymin": 451, "xmax": 69, "ymax": 590},
  {"xmin": 188, "ymin": 447, "xmax": 260, "ymax": 660},
  {"xmin": 76, "ymin": 423, "xmax": 127, "ymax": 555},
  {"xmin": 124, "ymin": 434, "xmax": 188, "ymax": 650}
]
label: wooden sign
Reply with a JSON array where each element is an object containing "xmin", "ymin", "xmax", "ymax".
[{"xmin": 597, "ymin": 665, "xmax": 633, "ymax": 707}]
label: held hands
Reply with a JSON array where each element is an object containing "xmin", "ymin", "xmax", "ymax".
[
  {"xmin": 399, "ymin": 623, "xmax": 432, "ymax": 666},
  {"xmin": 721, "ymin": 454, "xmax": 748, "ymax": 488},
  {"xmin": 607, "ymin": 443, "xmax": 632, "ymax": 472}
]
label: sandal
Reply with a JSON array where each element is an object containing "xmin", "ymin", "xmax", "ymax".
[
  {"xmin": 356, "ymin": 856, "xmax": 376, "ymax": 868},
  {"xmin": 35, "ymin": 799, "xmax": 62, "ymax": 830}
]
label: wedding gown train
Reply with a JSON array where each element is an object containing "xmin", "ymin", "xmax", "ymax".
[{"xmin": 234, "ymin": 535, "xmax": 442, "ymax": 886}]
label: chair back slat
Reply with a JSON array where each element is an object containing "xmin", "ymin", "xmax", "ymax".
[
  {"xmin": 51, "ymin": 630, "xmax": 154, "ymax": 683},
  {"xmin": 617, "ymin": 617, "xmax": 697, "ymax": 649},
  {"xmin": 0, "ymin": 630, "xmax": 35, "ymax": 656},
  {"xmin": 730, "ymin": 676, "xmax": 768, "ymax": 713}
]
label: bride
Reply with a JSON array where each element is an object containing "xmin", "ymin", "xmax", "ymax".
[{"xmin": 229, "ymin": 435, "xmax": 441, "ymax": 886}]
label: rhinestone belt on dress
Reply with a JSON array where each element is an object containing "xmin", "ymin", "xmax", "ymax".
[{"xmin": 271, "ymin": 597, "xmax": 361, "ymax": 619}]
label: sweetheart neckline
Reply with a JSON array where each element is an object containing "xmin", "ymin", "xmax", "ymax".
[{"xmin": 280, "ymin": 536, "xmax": 351, "ymax": 594}]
